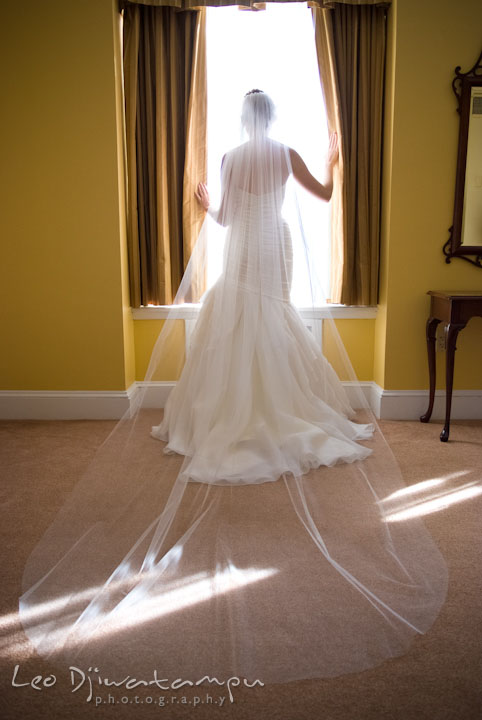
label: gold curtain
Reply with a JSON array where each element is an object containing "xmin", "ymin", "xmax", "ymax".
[
  {"xmin": 123, "ymin": 5, "xmax": 207, "ymax": 307},
  {"xmin": 182, "ymin": 10, "xmax": 207, "ymax": 302},
  {"xmin": 313, "ymin": 3, "xmax": 386, "ymax": 305}
]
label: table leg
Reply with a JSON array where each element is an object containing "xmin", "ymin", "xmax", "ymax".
[
  {"xmin": 420, "ymin": 316, "xmax": 441, "ymax": 423},
  {"xmin": 440, "ymin": 322, "xmax": 466, "ymax": 442}
]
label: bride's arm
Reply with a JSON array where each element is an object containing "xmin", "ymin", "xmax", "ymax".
[
  {"xmin": 289, "ymin": 132, "xmax": 338, "ymax": 202},
  {"xmin": 195, "ymin": 155, "xmax": 230, "ymax": 226}
]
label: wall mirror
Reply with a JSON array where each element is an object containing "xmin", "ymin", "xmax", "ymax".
[{"xmin": 443, "ymin": 50, "xmax": 482, "ymax": 267}]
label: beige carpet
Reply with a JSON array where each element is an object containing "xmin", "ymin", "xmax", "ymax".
[{"xmin": 0, "ymin": 417, "xmax": 481, "ymax": 720}]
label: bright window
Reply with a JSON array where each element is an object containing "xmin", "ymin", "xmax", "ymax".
[{"xmin": 206, "ymin": 2, "xmax": 331, "ymax": 306}]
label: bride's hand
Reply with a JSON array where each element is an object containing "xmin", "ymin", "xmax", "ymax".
[
  {"xmin": 195, "ymin": 182, "xmax": 210, "ymax": 211},
  {"xmin": 326, "ymin": 132, "xmax": 339, "ymax": 168}
]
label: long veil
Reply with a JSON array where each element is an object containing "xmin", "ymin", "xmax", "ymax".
[{"xmin": 18, "ymin": 91, "xmax": 448, "ymax": 687}]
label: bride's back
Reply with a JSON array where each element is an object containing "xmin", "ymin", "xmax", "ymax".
[{"xmin": 226, "ymin": 138, "xmax": 291, "ymax": 197}]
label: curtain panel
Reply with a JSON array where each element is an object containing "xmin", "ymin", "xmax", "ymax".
[
  {"xmin": 313, "ymin": 3, "xmax": 386, "ymax": 305},
  {"xmin": 123, "ymin": 5, "xmax": 206, "ymax": 307}
]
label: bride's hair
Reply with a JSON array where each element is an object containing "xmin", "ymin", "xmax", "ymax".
[{"xmin": 241, "ymin": 89, "xmax": 276, "ymax": 136}]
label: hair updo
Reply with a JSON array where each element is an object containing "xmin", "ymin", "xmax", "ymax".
[{"xmin": 241, "ymin": 89, "xmax": 276, "ymax": 136}]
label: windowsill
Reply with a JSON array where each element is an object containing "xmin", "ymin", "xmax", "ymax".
[{"xmin": 131, "ymin": 304, "xmax": 378, "ymax": 320}]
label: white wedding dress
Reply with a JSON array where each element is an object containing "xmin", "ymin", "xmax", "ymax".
[
  {"xmin": 18, "ymin": 109, "xmax": 448, "ymax": 688},
  {"xmin": 152, "ymin": 164, "xmax": 374, "ymax": 485}
]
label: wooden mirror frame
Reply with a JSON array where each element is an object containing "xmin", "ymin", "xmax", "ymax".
[{"xmin": 443, "ymin": 50, "xmax": 482, "ymax": 268}]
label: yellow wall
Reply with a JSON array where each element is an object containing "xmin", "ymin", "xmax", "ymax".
[
  {"xmin": 376, "ymin": 0, "xmax": 482, "ymax": 391},
  {"xmin": 0, "ymin": 0, "xmax": 134, "ymax": 391},
  {"xmin": 134, "ymin": 320, "xmax": 185, "ymax": 381},
  {"xmin": 1, "ymin": 0, "xmax": 481, "ymax": 396},
  {"xmin": 324, "ymin": 320, "xmax": 375, "ymax": 382}
]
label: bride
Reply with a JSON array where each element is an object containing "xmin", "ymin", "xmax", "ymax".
[
  {"xmin": 18, "ymin": 90, "xmax": 448, "ymax": 688},
  {"xmin": 151, "ymin": 89, "xmax": 374, "ymax": 484}
]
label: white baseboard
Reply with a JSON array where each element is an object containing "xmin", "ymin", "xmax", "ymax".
[
  {"xmin": 1, "ymin": 382, "xmax": 481, "ymax": 422},
  {"xmin": 0, "ymin": 388, "xmax": 137, "ymax": 420},
  {"xmin": 370, "ymin": 383, "xmax": 482, "ymax": 421},
  {"xmin": 131, "ymin": 382, "xmax": 174, "ymax": 409}
]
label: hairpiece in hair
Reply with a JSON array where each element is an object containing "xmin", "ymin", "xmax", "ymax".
[{"xmin": 245, "ymin": 89, "xmax": 264, "ymax": 96}]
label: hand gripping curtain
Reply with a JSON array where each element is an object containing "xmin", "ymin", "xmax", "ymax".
[{"xmin": 18, "ymin": 42, "xmax": 447, "ymax": 690}]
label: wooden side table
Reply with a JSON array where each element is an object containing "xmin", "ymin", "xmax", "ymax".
[{"xmin": 420, "ymin": 290, "xmax": 482, "ymax": 441}]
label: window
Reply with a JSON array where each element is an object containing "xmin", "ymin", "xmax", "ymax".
[{"xmin": 206, "ymin": 2, "xmax": 331, "ymax": 307}]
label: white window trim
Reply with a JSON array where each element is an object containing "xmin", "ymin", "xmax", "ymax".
[{"xmin": 131, "ymin": 305, "xmax": 377, "ymax": 320}]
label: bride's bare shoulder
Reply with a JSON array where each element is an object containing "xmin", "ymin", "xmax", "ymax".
[
  {"xmin": 286, "ymin": 146, "xmax": 300, "ymax": 161},
  {"xmin": 287, "ymin": 146, "xmax": 308, "ymax": 173},
  {"xmin": 268, "ymin": 139, "xmax": 289, "ymax": 153},
  {"xmin": 222, "ymin": 142, "xmax": 248, "ymax": 164},
  {"xmin": 230, "ymin": 141, "xmax": 250, "ymax": 153}
]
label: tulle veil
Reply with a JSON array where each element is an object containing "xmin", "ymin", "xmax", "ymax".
[{"xmin": 18, "ymin": 91, "xmax": 448, "ymax": 688}]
